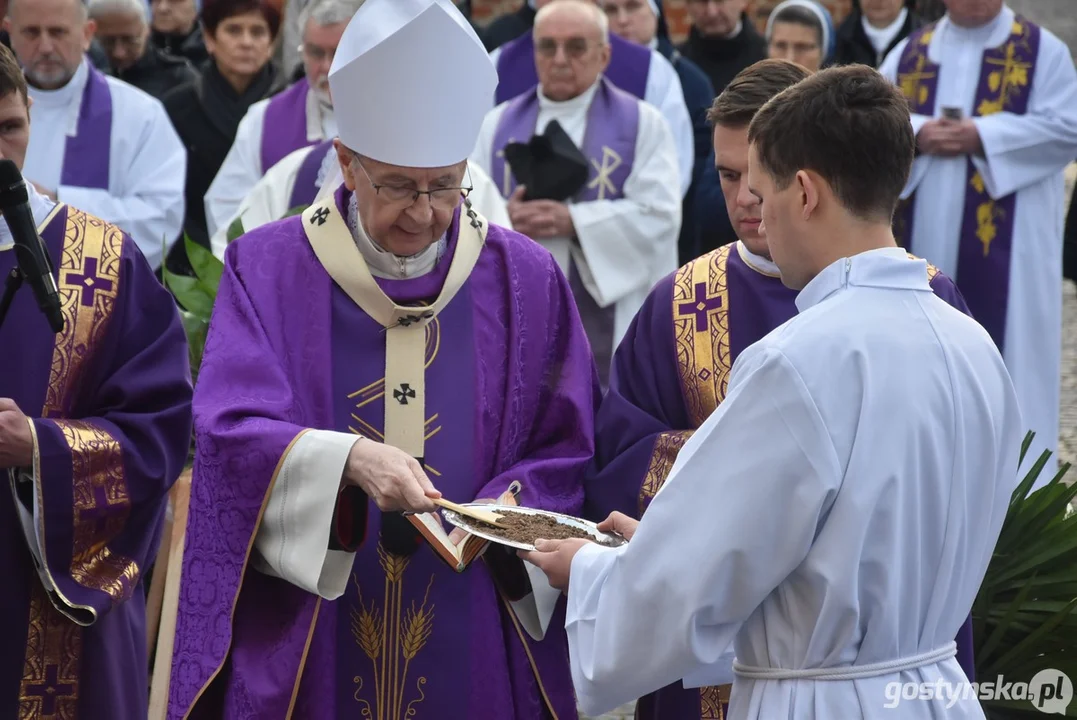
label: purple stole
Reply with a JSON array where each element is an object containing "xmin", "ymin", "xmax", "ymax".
[
  {"xmin": 589, "ymin": 245, "xmax": 977, "ymax": 719},
  {"xmin": 494, "ymin": 29, "xmax": 650, "ymax": 104},
  {"xmin": 894, "ymin": 17, "xmax": 1041, "ymax": 351},
  {"xmin": 287, "ymin": 138, "xmax": 335, "ymax": 210},
  {"xmin": 62, "ymin": 66, "xmax": 112, "ymax": 190},
  {"xmin": 490, "ymin": 77, "xmax": 639, "ymax": 386},
  {"xmin": 260, "ymin": 77, "xmax": 315, "ymax": 174}
]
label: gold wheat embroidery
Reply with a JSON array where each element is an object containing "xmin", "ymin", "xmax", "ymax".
[{"xmin": 351, "ymin": 544, "xmax": 436, "ymax": 719}]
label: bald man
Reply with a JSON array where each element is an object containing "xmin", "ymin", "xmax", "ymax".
[{"xmin": 6, "ymin": 0, "xmax": 186, "ymax": 270}]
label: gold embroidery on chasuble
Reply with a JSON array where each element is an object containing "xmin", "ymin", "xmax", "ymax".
[
  {"xmin": 673, "ymin": 245, "xmax": 732, "ymax": 428},
  {"xmin": 20, "ymin": 207, "xmax": 129, "ymax": 718},
  {"xmin": 638, "ymin": 431, "xmax": 692, "ymax": 516}
]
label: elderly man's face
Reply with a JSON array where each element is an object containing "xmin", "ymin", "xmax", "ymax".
[
  {"xmin": 686, "ymin": 0, "xmax": 747, "ymax": 38},
  {"xmin": 336, "ymin": 142, "xmax": 469, "ymax": 257},
  {"xmin": 301, "ymin": 19, "xmax": 348, "ymax": 105},
  {"xmin": 0, "ymin": 91, "xmax": 31, "ymax": 171},
  {"xmin": 151, "ymin": 0, "xmax": 198, "ymax": 35},
  {"xmin": 598, "ymin": 0, "xmax": 658, "ymax": 46},
  {"xmin": 5, "ymin": 0, "xmax": 96, "ymax": 90},
  {"xmin": 533, "ymin": 5, "xmax": 611, "ymax": 102},
  {"xmin": 943, "ymin": 0, "xmax": 1003, "ymax": 27},
  {"xmin": 95, "ymin": 10, "xmax": 149, "ymax": 72}
]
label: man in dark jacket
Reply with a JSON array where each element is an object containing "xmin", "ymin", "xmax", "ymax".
[
  {"xmin": 677, "ymin": 0, "xmax": 767, "ymax": 98},
  {"xmin": 482, "ymin": 0, "xmax": 537, "ymax": 50},
  {"xmin": 91, "ymin": 0, "xmax": 197, "ymax": 101},
  {"xmin": 150, "ymin": 0, "xmax": 209, "ymax": 68},
  {"xmin": 832, "ymin": 0, "xmax": 920, "ymax": 68}
]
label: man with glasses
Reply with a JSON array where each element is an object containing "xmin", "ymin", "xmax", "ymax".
[
  {"xmin": 89, "ymin": 0, "xmax": 197, "ymax": 101},
  {"xmin": 168, "ymin": 1, "xmax": 598, "ymax": 717},
  {"xmin": 204, "ymin": 0, "xmax": 361, "ymax": 239},
  {"xmin": 472, "ymin": 0, "xmax": 681, "ymax": 389}
]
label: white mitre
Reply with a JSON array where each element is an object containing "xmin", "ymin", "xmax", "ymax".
[{"xmin": 328, "ymin": 0, "xmax": 498, "ymax": 168}]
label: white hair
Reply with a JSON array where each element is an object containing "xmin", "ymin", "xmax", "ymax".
[
  {"xmin": 535, "ymin": 0, "xmax": 610, "ymax": 44},
  {"xmin": 87, "ymin": 0, "xmax": 147, "ymax": 23},
  {"xmin": 299, "ymin": 0, "xmax": 365, "ymax": 33}
]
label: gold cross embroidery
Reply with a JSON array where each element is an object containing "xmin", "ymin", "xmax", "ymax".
[
  {"xmin": 978, "ymin": 38, "xmax": 1033, "ymax": 116},
  {"xmin": 898, "ymin": 53, "xmax": 936, "ymax": 108},
  {"xmin": 588, "ymin": 146, "xmax": 623, "ymax": 200}
]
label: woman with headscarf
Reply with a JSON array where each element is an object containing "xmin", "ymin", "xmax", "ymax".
[
  {"xmin": 162, "ymin": 0, "xmax": 285, "ymax": 273},
  {"xmin": 765, "ymin": 0, "xmax": 835, "ymax": 73}
]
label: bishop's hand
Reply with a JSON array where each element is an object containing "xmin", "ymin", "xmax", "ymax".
[
  {"xmin": 0, "ymin": 398, "xmax": 33, "ymax": 469},
  {"xmin": 342, "ymin": 438, "xmax": 441, "ymax": 513}
]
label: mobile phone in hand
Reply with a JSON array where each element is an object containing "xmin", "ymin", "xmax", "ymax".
[{"xmin": 941, "ymin": 107, "xmax": 963, "ymax": 120}]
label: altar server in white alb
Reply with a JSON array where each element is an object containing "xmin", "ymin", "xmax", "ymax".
[
  {"xmin": 879, "ymin": 0, "xmax": 1077, "ymax": 481},
  {"xmin": 209, "ymin": 140, "xmax": 512, "ymax": 258},
  {"xmin": 7, "ymin": 0, "xmax": 185, "ymax": 270},
  {"xmin": 204, "ymin": 0, "xmax": 362, "ymax": 238},
  {"xmin": 524, "ymin": 65, "xmax": 1024, "ymax": 719},
  {"xmin": 471, "ymin": 0, "xmax": 681, "ymax": 387}
]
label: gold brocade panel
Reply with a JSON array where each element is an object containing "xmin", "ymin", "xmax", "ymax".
[{"xmin": 19, "ymin": 580, "xmax": 81, "ymax": 718}]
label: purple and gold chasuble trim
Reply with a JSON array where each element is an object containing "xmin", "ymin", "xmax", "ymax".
[
  {"xmin": 895, "ymin": 17, "xmax": 1041, "ymax": 350},
  {"xmin": 19, "ymin": 206, "xmax": 133, "ymax": 718}
]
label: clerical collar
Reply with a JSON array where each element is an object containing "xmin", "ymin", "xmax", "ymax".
[
  {"xmin": 736, "ymin": 241, "xmax": 780, "ymax": 277},
  {"xmin": 0, "ymin": 183, "xmax": 58, "ymax": 252},
  {"xmin": 861, "ymin": 7, "xmax": 908, "ymax": 55},
  {"xmin": 27, "ymin": 60, "xmax": 89, "ymax": 136},
  {"xmin": 538, "ymin": 81, "xmax": 599, "ymax": 113},
  {"xmin": 795, "ymin": 247, "xmax": 927, "ymax": 313},
  {"xmin": 346, "ymin": 192, "xmax": 446, "ymax": 279}
]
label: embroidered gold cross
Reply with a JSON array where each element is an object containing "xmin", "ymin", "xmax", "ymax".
[
  {"xmin": 588, "ymin": 146, "xmax": 623, "ymax": 200},
  {"xmin": 978, "ymin": 40, "xmax": 1032, "ymax": 116},
  {"xmin": 898, "ymin": 53, "xmax": 936, "ymax": 107}
]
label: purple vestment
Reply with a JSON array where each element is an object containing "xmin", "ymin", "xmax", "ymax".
[
  {"xmin": 261, "ymin": 78, "xmax": 316, "ymax": 174},
  {"xmin": 583, "ymin": 244, "xmax": 975, "ymax": 719},
  {"xmin": 287, "ymin": 139, "xmax": 335, "ymax": 211},
  {"xmin": 169, "ymin": 186, "xmax": 600, "ymax": 719},
  {"xmin": 62, "ymin": 65, "xmax": 112, "ymax": 190},
  {"xmin": 495, "ymin": 30, "xmax": 650, "ymax": 105},
  {"xmin": 893, "ymin": 17, "xmax": 1041, "ymax": 352},
  {"xmin": 0, "ymin": 205, "xmax": 192, "ymax": 717},
  {"xmin": 489, "ymin": 77, "xmax": 640, "ymax": 388}
]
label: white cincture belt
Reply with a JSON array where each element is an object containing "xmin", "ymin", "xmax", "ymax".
[{"xmin": 733, "ymin": 642, "xmax": 957, "ymax": 681}]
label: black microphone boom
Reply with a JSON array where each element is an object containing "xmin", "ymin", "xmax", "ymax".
[{"xmin": 0, "ymin": 160, "xmax": 64, "ymax": 334}]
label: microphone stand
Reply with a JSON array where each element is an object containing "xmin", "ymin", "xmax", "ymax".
[{"xmin": 0, "ymin": 266, "xmax": 23, "ymax": 333}]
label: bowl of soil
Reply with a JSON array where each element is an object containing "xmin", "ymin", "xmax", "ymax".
[{"xmin": 441, "ymin": 505, "xmax": 627, "ymax": 553}]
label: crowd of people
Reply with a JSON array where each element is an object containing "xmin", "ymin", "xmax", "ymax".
[{"xmin": 0, "ymin": 0, "xmax": 1075, "ymax": 717}]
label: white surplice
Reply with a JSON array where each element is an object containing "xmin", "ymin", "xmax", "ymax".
[
  {"xmin": 879, "ymin": 6, "xmax": 1077, "ymax": 482},
  {"xmin": 203, "ymin": 86, "xmax": 337, "ymax": 239},
  {"xmin": 561, "ymin": 248, "xmax": 1024, "ymax": 719},
  {"xmin": 208, "ymin": 143, "xmax": 513, "ymax": 259},
  {"xmin": 471, "ymin": 81, "xmax": 682, "ymax": 349},
  {"xmin": 489, "ymin": 44, "xmax": 694, "ymax": 197},
  {"xmin": 24, "ymin": 60, "xmax": 186, "ymax": 270}
]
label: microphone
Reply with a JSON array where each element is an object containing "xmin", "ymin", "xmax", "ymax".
[{"xmin": 0, "ymin": 160, "xmax": 64, "ymax": 334}]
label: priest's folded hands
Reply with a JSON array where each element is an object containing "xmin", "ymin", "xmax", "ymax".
[
  {"xmin": 522, "ymin": 510, "xmax": 639, "ymax": 591},
  {"xmin": 342, "ymin": 436, "xmax": 442, "ymax": 513}
]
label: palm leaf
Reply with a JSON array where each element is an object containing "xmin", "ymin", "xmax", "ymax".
[{"xmin": 226, "ymin": 216, "xmax": 246, "ymax": 244}]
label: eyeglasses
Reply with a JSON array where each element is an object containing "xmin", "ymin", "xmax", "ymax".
[
  {"xmin": 353, "ymin": 155, "xmax": 473, "ymax": 210},
  {"xmin": 298, "ymin": 42, "xmax": 335, "ymax": 63},
  {"xmin": 535, "ymin": 37, "xmax": 603, "ymax": 58}
]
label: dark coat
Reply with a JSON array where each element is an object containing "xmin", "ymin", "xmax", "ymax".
[
  {"xmin": 482, "ymin": 3, "xmax": 535, "ymax": 51},
  {"xmin": 677, "ymin": 14, "xmax": 768, "ymax": 97},
  {"xmin": 152, "ymin": 27, "xmax": 210, "ymax": 71},
  {"xmin": 112, "ymin": 44, "xmax": 198, "ymax": 103},
  {"xmin": 833, "ymin": 0, "xmax": 921, "ymax": 68},
  {"xmin": 1065, "ymin": 176, "xmax": 1077, "ymax": 285}
]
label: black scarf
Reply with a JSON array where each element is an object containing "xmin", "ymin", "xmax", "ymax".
[{"xmin": 198, "ymin": 59, "xmax": 277, "ymax": 141}]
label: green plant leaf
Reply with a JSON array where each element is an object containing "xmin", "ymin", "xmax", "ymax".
[
  {"xmin": 164, "ymin": 273, "xmax": 214, "ymax": 318},
  {"xmin": 282, "ymin": 204, "xmax": 309, "ymax": 218},
  {"xmin": 226, "ymin": 215, "xmax": 245, "ymax": 244},
  {"xmin": 184, "ymin": 235, "xmax": 224, "ymax": 301}
]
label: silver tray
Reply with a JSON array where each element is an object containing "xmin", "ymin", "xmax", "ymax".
[{"xmin": 440, "ymin": 504, "xmax": 628, "ymax": 553}]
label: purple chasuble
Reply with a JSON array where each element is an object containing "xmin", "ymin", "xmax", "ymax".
[
  {"xmin": 893, "ymin": 17, "xmax": 1041, "ymax": 352},
  {"xmin": 490, "ymin": 77, "xmax": 639, "ymax": 387},
  {"xmin": 495, "ymin": 30, "xmax": 650, "ymax": 105},
  {"xmin": 288, "ymin": 139, "xmax": 335, "ymax": 211},
  {"xmin": 584, "ymin": 244, "xmax": 975, "ymax": 719},
  {"xmin": 169, "ymin": 186, "xmax": 600, "ymax": 719},
  {"xmin": 62, "ymin": 65, "xmax": 112, "ymax": 190},
  {"xmin": 0, "ymin": 206, "xmax": 192, "ymax": 718},
  {"xmin": 260, "ymin": 77, "xmax": 316, "ymax": 174}
]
